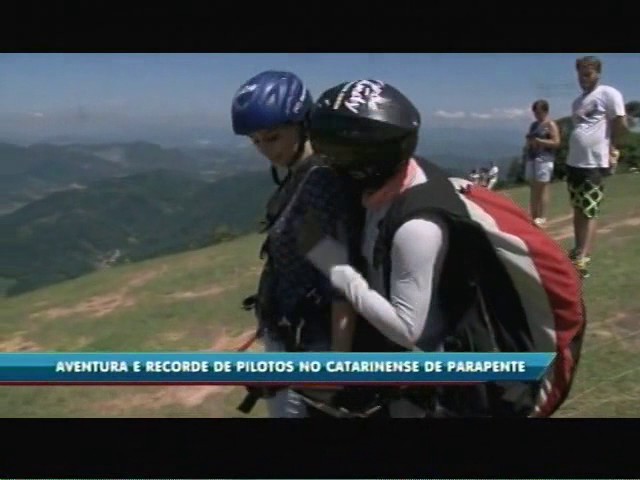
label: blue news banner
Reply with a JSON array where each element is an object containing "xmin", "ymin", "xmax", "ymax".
[{"xmin": 0, "ymin": 352, "xmax": 555, "ymax": 385}]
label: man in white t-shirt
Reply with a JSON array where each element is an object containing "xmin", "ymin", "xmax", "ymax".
[{"xmin": 565, "ymin": 56, "xmax": 628, "ymax": 278}]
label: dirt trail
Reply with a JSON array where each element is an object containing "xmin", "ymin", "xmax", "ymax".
[
  {"xmin": 30, "ymin": 266, "xmax": 167, "ymax": 320},
  {"xmin": 549, "ymin": 216, "xmax": 640, "ymax": 241},
  {"xmin": 93, "ymin": 328, "xmax": 260, "ymax": 415}
]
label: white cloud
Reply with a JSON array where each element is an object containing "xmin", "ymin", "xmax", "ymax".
[
  {"xmin": 30, "ymin": 112, "xmax": 45, "ymax": 118},
  {"xmin": 498, "ymin": 107, "xmax": 529, "ymax": 119},
  {"xmin": 434, "ymin": 107, "xmax": 530, "ymax": 122},
  {"xmin": 470, "ymin": 108, "xmax": 530, "ymax": 120},
  {"xmin": 434, "ymin": 110, "xmax": 466, "ymax": 119}
]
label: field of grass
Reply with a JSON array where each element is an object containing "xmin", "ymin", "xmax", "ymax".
[
  {"xmin": 1, "ymin": 172, "xmax": 639, "ymax": 417},
  {"xmin": 503, "ymin": 173, "xmax": 640, "ymax": 417}
]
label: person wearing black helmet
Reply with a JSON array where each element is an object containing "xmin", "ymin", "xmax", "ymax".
[
  {"xmin": 231, "ymin": 71, "xmax": 361, "ymax": 417},
  {"xmin": 299, "ymin": 79, "xmax": 452, "ymax": 417},
  {"xmin": 301, "ymin": 79, "xmax": 589, "ymax": 419}
]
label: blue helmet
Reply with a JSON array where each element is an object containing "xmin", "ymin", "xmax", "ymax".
[{"xmin": 231, "ymin": 70, "xmax": 313, "ymax": 136}]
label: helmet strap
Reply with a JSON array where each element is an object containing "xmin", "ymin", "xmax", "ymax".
[{"xmin": 270, "ymin": 165, "xmax": 284, "ymax": 186}]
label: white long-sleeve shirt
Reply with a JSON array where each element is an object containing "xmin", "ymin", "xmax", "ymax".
[{"xmin": 307, "ymin": 164, "xmax": 450, "ymax": 351}]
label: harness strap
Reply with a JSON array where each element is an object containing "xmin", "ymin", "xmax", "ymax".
[
  {"xmin": 234, "ymin": 331, "xmax": 259, "ymax": 353},
  {"xmin": 235, "ymin": 319, "xmax": 307, "ymax": 414},
  {"xmin": 237, "ymin": 388, "xmax": 262, "ymax": 414}
]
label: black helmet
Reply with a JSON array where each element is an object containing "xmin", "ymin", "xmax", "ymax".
[{"xmin": 309, "ymin": 79, "xmax": 420, "ymax": 189}]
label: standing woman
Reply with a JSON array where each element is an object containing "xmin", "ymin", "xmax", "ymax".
[
  {"xmin": 523, "ymin": 99, "xmax": 561, "ymax": 227},
  {"xmin": 231, "ymin": 71, "xmax": 359, "ymax": 417}
]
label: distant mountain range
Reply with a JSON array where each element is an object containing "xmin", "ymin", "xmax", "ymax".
[
  {"xmin": 0, "ymin": 141, "xmax": 267, "ymax": 214},
  {"xmin": 0, "ymin": 121, "xmax": 526, "ymax": 154}
]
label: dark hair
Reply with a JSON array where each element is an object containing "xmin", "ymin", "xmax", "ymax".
[
  {"xmin": 576, "ymin": 56, "xmax": 602, "ymax": 73},
  {"xmin": 532, "ymin": 99, "xmax": 549, "ymax": 113}
]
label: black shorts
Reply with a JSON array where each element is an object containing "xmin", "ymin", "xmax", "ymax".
[{"xmin": 566, "ymin": 166, "xmax": 608, "ymax": 219}]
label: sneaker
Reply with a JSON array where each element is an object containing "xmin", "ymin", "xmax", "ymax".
[
  {"xmin": 572, "ymin": 255, "xmax": 591, "ymax": 279},
  {"xmin": 533, "ymin": 217, "xmax": 547, "ymax": 227}
]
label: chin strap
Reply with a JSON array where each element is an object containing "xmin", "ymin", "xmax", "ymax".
[{"xmin": 270, "ymin": 165, "xmax": 285, "ymax": 186}]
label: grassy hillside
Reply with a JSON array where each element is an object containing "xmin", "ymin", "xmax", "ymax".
[{"xmin": 1, "ymin": 173, "xmax": 639, "ymax": 417}]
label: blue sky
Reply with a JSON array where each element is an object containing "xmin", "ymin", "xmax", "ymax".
[{"xmin": 1, "ymin": 53, "xmax": 639, "ymax": 145}]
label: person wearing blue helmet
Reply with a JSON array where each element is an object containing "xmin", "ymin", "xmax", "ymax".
[{"xmin": 231, "ymin": 70, "xmax": 362, "ymax": 418}]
